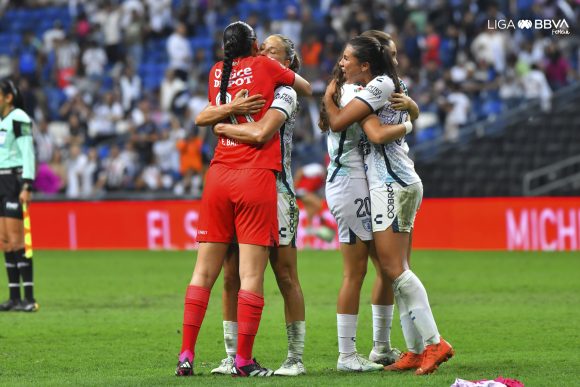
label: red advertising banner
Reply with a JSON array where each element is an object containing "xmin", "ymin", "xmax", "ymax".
[{"xmin": 29, "ymin": 197, "xmax": 580, "ymax": 251}]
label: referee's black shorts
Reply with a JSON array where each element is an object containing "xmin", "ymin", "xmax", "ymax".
[{"xmin": 0, "ymin": 168, "xmax": 24, "ymax": 219}]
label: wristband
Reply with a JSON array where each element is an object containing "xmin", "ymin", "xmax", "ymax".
[{"xmin": 403, "ymin": 121, "xmax": 413, "ymax": 135}]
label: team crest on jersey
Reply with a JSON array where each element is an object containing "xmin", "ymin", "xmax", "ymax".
[{"xmin": 362, "ymin": 218, "xmax": 372, "ymax": 232}]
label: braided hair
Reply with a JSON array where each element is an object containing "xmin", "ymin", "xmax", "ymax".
[{"xmin": 219, "ymin": 21, "xmax": 257, "ymax": 105}]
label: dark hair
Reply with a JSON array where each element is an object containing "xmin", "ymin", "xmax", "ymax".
[
  {"xmin": 0, "ymin": 80, "xmax": 24, "ymax": 110},
  {"xmin": 348, "ymin": 35, "xmax": 401, "ymax": 93},
  {"xmin": 271, "ymin": 34, "xmax": 301, "ymax": 72},
  {"xmin": 361, "ymin": 30, "xmax": 392, "ymax": 47},
  {"xmin": 319, "ymin": 62, "xmax": 345, "ymax": 132},
  {"xmin": 220, "ymin": 21, "xmax": 257, "ymax": 104}
]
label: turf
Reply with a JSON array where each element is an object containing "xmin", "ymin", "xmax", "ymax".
[{"xmin": 0, "ymin": 250, "xmax": 579, "ymax": 386}]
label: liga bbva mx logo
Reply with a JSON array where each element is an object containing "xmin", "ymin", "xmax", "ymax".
[{"xmin": 517, "ymin": 20, "xmax": 532, "ymax": 29}]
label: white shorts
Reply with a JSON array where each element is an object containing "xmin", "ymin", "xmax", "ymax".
[
  {"xmin": 326, "ymin": 176, "xmax": 373, "ymax": 243},
  {"xmin": 370, "ymin": 182, "xmax": 423, "ymax": 233},
  {"xmin": 278, "ymin": 192, "xmax": 299, "ymax": 246}
]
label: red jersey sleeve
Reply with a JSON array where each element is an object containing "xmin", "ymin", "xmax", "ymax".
[{"xmin": 259, "ymin": 56, "xmax": 296, "ymax": 87}]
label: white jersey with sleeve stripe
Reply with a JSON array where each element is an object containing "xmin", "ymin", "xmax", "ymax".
[
  {"xmin": 359, "ymin": 77, "xmax": 421, "ymax": 190},
  {"xmin": 326, "ymin": 83, "xmax": 366, "ymax": 182},
  {"xmin": 270, "ymin": 85, "xmax": 298, "ymax": 195}
]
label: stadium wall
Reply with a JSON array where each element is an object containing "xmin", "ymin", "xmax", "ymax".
[{"xmin": 31, "ymin": 198, "xmax": 580, "ymax": 251}]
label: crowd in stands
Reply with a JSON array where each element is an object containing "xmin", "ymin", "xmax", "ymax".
[{"xmin": 0, "ymin": 0, "xmax": 578, "ymax": 198}]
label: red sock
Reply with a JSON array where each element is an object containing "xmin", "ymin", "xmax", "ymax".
[
  {"xmin": 237, "ymin": 289, "xmax": 265, "ymax": 361},
  {"xmin": 180, "ymin": 285, "xmax": 210, "ymax": 358}
]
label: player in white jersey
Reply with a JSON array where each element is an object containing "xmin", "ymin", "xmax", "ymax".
[
  {"xmin": 320, "ymin": 64, "xmax": 400, "ymax": 371},
  {"xmin": 198, "ymin": 34, "xmax": 306, "ymax": 377},
  {"xmin": 323, "ymin": 35, "xmax": 454, "ymax": 376}
]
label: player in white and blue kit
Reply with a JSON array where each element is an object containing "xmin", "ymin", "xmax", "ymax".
[
  {"xmin": 321, "ymin": 63, "xmax": 402, "ymax": 371},
  {"xmin": 207, "ymin": 34, "xmax": 307, "ymax": 377},
  {"xmin": 323, "ymin": 35, "xmax": 454, "ymax": 376}
]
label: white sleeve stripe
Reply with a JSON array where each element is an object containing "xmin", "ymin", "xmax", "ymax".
[{"xmin": 270, "ymin": 106, "xmax": 290, "ymax": 120}]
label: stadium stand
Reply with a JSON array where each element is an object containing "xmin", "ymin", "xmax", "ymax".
[{"xmin": 0, "ymin": 0, "xmax": 578, "ymax": 198}]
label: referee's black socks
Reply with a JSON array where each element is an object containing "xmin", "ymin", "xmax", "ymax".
[
  {"xmin": 4, "ymin": 251, "xmax": 21, "ymax": 301},
  {"xmin": 15, "ymin": 249, "xmax": 34, "ymax": 302}
]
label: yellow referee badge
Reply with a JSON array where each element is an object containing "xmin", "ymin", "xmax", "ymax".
[{"xmin": 23, "ymin": 203, "xmax": 33, "ymax": 259}]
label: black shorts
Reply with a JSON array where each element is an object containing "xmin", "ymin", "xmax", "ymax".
[{"xmin": 0, "ymin": 168, "xmax": 24, "ymax": 219}]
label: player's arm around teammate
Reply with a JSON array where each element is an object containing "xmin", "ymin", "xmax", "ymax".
[
  {"xmin": 326, "ymin": 36, "xmax": 454, "ymax": 376},
  {"xmin": 320, "ymin": 64, "xmax": 400, "ymax": 372},
  {"xmin": 176, "ymin": 23, "xmax": 307, "ymax": 378},
  {"xmin": 210, "ymin": 34, "xmax": 306, "ymax": 377},
  {"xmin": 0, "ymin": 80, "xmax": 38, "ymax": 313}
]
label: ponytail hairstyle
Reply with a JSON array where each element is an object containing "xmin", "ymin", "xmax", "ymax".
[
  {"xmin": 0, "ymin": 79, "xmax": 24, "ymax": 110},
  {"xmin": 348, "ymin": 36, "xmax": 401, "ymax": 93},
  {"xmin": 219, "ymin": 21, "xmax": 257, "ymax": 105},
  {"xmin": 271, "ymin": 34, "xmax": 301, "ymax": 72},
  {"xmin": 318, "ymin": 62, "xmax": 345, "ymax": 132}
]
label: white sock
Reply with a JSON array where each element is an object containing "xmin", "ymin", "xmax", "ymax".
[
  {"xmin": 337, "ymin": 314, "xmax": 357, "ymax": 355},
  {"xmin": 372, "ymin": 304, "xmax": 393, "ymax": 351},
  {"xmin": 223, "ymin": 320, "xmax": 238, "ymax": 357},
  {"xmin": 287, "ymin": 321, "xmax": 306, "ymax": 360},
  {"xmin": 393, "ymin": 270, "xmax": 440, "ymax": 346},
  {"xmin": 395, "ymin": 290, "xmax": 424, "ymax": 354}
]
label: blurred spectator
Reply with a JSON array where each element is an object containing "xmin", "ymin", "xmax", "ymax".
[
  {"xmin": 442, "ymin": 82, "xmax": 471, "ymax": 142},
  {"xmin": 47, "ymin": 148, "xmax": 67, "ymax": 193},
  {"xmin": 160, "ymin": 69, "xmax": 186, "ymax": 113},
  {"xmin": 88, "ymin": 92, "xmax": 123, "ymax": 145},
  {"xmin": 146, "ymin": 0, "xmax": 173, "ymax": 37},
  {"xmin": 119, "ymin": 65, "xmax": 142, "ymax": 113},
  {"xmin": 471, "ymin": 28, "xmax": 508, "ymax": 73},
  {"xmin": 54, "ymin": 35, "xmax": 79, "ymax": 89},
  {"xmin": 130, "ymin": 99, "xmax": 158, "ymax": 164},
  {"xmin": 544, "ymin": 44, "xmax": 571, "ymax": 90},
  {"xmin": 273, "ymin": 5, "xmax": 302, "ymax": 47},
  {"xmin": 97, "ymin": 1, "xmax": 123, "ymax": 64},
  {"xmin": 43, "ymin": 20, "xmax": 65, "ymax": 54},
  {"xmin": 167, "ymin": 22, "xmax": 192, "ymax": 81},
  {"xmin": 421, "ymin": 24, "xmax": 441, "ymax": 66},
  {"xmin": 95, "ymin": 144, "xmax": 130, "ymax": 192},
  {"xmin": 34, "ymin": 119, "xmax": 56, "ymax": 164},
  {"xmin": 73, "ymin": 11, "xmax": 91, "ymax": 45},
  {"xmin": 66, "ymin": 144, "xmax": 95, "ymax": 198},
  {"xmin": 82, "ymin": 40, "xmax": 108, "ymax": 78},
  {"xmin": 176, "ymin": 128, "xmax": 203, "ymax": 177},
  {"xmin": 16, "ymin": 31, "xmax": 42, "ymax": 86},
  {"xmin": 522, "ymin": 64, "xmax": 553, "ymax": 111},
  {"xmin": 123, "ymin": 8, "xmax": 145, "ymax": 68}
]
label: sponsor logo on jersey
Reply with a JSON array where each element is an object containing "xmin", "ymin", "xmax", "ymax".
[
  {"xmin": 5, "ymin": 201, "xmax": 19, "ymax": 210},
  {"xmin": 386, "ymin": 183, "xmax": 395, "ymax": 219},
  {"xmin": 213, "ymin": 66, "xmax": 254, "ymax": 87},
  {"xmin": 365, "ymin": 85, "xmax": 382, "ymax": 98}
]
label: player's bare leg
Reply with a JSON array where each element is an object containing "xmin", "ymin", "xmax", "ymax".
[{"xmin": 374, "ymin": 228, "xmax": 453, "ymax": 375}]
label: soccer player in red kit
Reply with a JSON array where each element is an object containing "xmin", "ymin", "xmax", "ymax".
[{"xmin": 175, "ymin": 21, "xmax": 311, "ymax": 377}]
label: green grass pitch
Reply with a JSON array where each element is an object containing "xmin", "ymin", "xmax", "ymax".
[{"xmin": 1, "ymin": 250, "xmax": 579, "ymax": 386}]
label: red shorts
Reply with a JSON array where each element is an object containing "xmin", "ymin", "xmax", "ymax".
[{"xmin": 196, "ymin": 164, "xmax": 279, "ymax": 246}]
